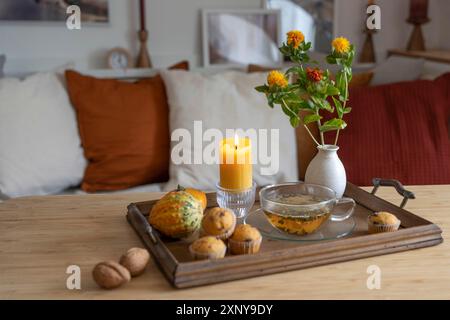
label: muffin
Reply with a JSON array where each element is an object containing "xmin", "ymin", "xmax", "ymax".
[
  {"xmin": 228, "ymin": 224, "xmax": 262, "ymax": 255},
  {"xmin": 189, "ymin": 236, "xmax": 227, "ymax": 260},
  {"xmin": 368, "ymin": 211, "xmax": 401, "ymax": 234},
  {"xmin": 201, "ymin": 207, "xmax": 236, "ymax": 240}
]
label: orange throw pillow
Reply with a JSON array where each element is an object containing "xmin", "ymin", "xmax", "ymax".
[
  {"xmin": 65, "ymin": 62, "xmax": 188, "ymax": 192},
  {"xmin": 347, "ymin": 71, "xmax": 374, "ymax": 88}
]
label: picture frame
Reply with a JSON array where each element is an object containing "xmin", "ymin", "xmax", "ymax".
[
  {"xmin": 262, "ymin": 0, "xmax": 336, "ymax": 54},
  {"xmin": 0, "ymin": 0, "xmax": 109, "ymax": 24},
  {"xmin": 202, "ymin": 9, "xmax": 282, "ymax": 68}
]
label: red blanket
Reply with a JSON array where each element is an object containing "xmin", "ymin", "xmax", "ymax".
[{"xmin": 326, "ymin": 73, "xmax": 450, "ymax": 186}]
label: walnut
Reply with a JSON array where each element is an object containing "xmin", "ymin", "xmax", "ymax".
[
  {"xmin": 92, "ymin": 261, "xmax": 131, "ymax": 289},
  {"xmin": 119, "ymin": 247, "xmax": 150, "ymax": 277}
]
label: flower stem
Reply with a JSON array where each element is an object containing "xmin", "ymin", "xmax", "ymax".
[
  {"xmin": 334, "ymin": 129, "xmax": 340, "ymax": 146},
  {"xmin": 334, "ymin": 72, "xmax": 349, "ymax": 146},
  {"xmin": 281, "ymin": 98, "xmax": 320, "ymax": 146},
  {"xmin": 316, "ymin": 111, "xmax": 325, "ymax": 145},
  {"xmin": 334, "ymin": 97, "xmax": 347, "ymax": 146},
  {"xmin": 304, "ymin": 124, "xmax": 321, "ymax": 147}
]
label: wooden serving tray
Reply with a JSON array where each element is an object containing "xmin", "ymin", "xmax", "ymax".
[{"xmin": 126, "ymin": 182, "xmax": 443, "ymax": 288}]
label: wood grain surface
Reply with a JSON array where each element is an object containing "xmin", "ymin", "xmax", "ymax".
[
  {"xmin": 0, "ymin": 185, "xmax": 449, "ymax": 299},
  {"xmin": 388, "ymin": 49, "xmax": 450, "ymax": 64}
]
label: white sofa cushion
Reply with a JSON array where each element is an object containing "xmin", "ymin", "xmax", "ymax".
[
  {"xmin": 0, "ymin": 72, "xmax": 87, "ymax": 198},
  {"xmin": 420, "ymin": 61, "xmax": 450, "ymax": 80},
  {"xmin": 372, "ymin": 56, "xmax": 425, "ymax": 85},
  {"xmin": 161, "ymin": 70, "xmax": 298, "ymax": 191}
]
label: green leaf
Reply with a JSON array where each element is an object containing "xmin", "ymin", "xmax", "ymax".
[
  {"xmin": 326, "ymin": 55, "xmax": 336, "ymax": 64},
  {"xmin": 347, "ymin": 73, "xmax": 353, "ymax": 83},
  {"xmin": 285, "ymin": 66, "xmax": 303, "ymax": 76},
  {"xmin": 316, "ymin": 83, "xmax": 328, "ymax": 95},
  {"xmin": 332, "ymin": 96, "xmax": 343, "ymax": 118},
  {"xmin": 326, "ymin": 86, "xmax": 340, "ymax": 96},
  {"xmin": 343, "ymin": 65, "xmax": 352, "ymax": 75},
  {"xmin": 280, "ymin": 98, "xmax": 301, "ymax": 128},
  {"xmin": 322, "ymin": 99, "xmax": 333, "ymax": 112},
  {"xmin": 335, "ymin": 71, "xmax": 348, "ymax": 98},
  {"xmin": 307, "ymin": 99, "xmax": 317, "ymax": 111},
  {"xmin": 310, "ymin": 96, "xmax": 333, "ymax": 112},
  {"xmin": 279, "ymin": 45, "xmax": 290, "ymax": 56},
  {"xmin": 300, "ymin": 100, "xmax": 313, "ymax": 110},
  {"xmin": 310, "ymin": 95, "xmax": 321, "ymax": 106},
  {"xmin": 320, "ymin": 119, "xmax": 347, "ymax": 132},
  {"xmin": 283, "ymin": 98, "xmax": 306, "ymax": 111},
  {"xmin": 335, "ymin": 71, "xmax": 342, "ymax": 87},
  {"xmin": 319, "ymin": 124, "xmax": 339, "ymax": 133},
  {"xmin": 289, "ymin": 116, "xmax": 300, "ymax": 128},
  {"xmin": 255, "ymin": 85, "xmax": 268, "ymax": 93},
  {"xmin": 343, "ymin": 107, "xmax": 352, "ymax": 114},
  {"xmin": 285, "ymin": 98, "xmax": 312, "ymax": 111},
  {"xmin": 280, "ymin": 100, "xmax": 299, "ymax": 119},
  {"xmin": 303, "ymin": 114, "xmax": 322, "ymax": 124},
  {"xmin": 268, "ymin": 95, "xmax": 275, "ymax": 108}
]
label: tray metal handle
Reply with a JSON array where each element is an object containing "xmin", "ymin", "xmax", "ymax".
[
  {"xmin": 128, "ymin": 204, "xmax": 158, "ymax": 244},
  {"xmin": 371, "ymin": 178, "xmax": 415, "ymax": 208}
]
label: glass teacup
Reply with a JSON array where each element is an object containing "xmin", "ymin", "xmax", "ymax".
[{"xmin": 259, "ymin": 183, "xmax": 355, "ymax": 236}]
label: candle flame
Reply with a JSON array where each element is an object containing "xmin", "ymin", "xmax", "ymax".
[{"xmin": 234, "ymin": 134, "xmax": 239, "ymax": 149}]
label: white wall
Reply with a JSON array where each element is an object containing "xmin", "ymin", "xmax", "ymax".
[
  {"xmin": 336, "ymin": 0, "xmax": 449, "ymax": 61},
  {"xmin": 0, "ymin": 0, "xmax": 260, "ymax": 75},
  {"xmin": 144, "ymin": 0, "xmax": 259, "ymax": 67},
  {"xmin": 436, "ymin": 0, "xmax": 450, "ymax": 49},
  {"xmin": 1, "ymin": 0, "xmax": 449, "ymax": 75},
  {"xmin": 1, "ymin": 0, "xmax": 135, "ymax": 74}
]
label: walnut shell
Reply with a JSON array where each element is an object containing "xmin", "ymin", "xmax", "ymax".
[
  {"xmin": 119, "ymin": 247, "xmax": 150, "ymax": 277},
  {"xmin": 92, "ymin": 261, "xmax": 131, "ymax": 289}
]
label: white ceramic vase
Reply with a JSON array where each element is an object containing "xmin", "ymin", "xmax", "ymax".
[{"xmin": 304, "ymin": 145, "xmax": 347, "ymax": 198}]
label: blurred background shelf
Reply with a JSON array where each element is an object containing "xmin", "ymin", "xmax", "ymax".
[{"xmin": 388, "ymin": 49, "xmax": 450, "ymax": 64}]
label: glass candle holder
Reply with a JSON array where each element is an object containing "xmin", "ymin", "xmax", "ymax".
[{"xmin": 216, "ymin": 182, "xmax": 256, "ymax": 219}]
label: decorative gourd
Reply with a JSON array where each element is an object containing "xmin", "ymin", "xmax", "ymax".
[
  {"xmin": 149, "ymin": 190, "xmax": 203, "ymax": 239},
  {"xmin": 177, "ymin": 185, "xmax": 207, "ymax": 210}
]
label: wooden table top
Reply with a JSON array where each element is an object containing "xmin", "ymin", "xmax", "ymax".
[
  {"xmin": 0, "ymin": 185, "xmax": 449, "ymax": 299},
  {"xmin": 388, "ymin": 49, "xmax": 450, "ymax": 64}
]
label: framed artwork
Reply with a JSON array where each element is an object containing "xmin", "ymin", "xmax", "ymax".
[
  {"xmin": 264, "ymin": 0, "xmax": 335, "ymax": 53},
  {"xmin": 202, "ymin": 9, "xmax": 282, "ymax": 67},
  {"xmin": 0, "ymin": 0, "xmax": 109, "ymax": 23}
]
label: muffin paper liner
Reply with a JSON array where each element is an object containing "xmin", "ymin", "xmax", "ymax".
[
  {"xmin": 368, "ymin": 219, "xmax": 401, "ymax": 234},
  {"xmin": 189, "ymin": 243, "xmax": 227, "ymax": 260},
  {"xmin": 228, "ymin": 236, "xmax": 262, "ymax": 255}
]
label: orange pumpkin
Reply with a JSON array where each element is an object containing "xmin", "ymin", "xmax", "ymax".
[
  {"xmin": 149, "ymin": 190, "xmax": 203, "ymax": 239},
  {"xmin": 177, "ymin": 185, "xmax": 207, "ymax": 210}
]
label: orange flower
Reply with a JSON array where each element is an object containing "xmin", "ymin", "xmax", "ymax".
[
  {"xmin": 306, "ymin": 68, "xmax": 323, "ymax": 82},
  {"xmin": 267, "ymin": 70, "xmax": 288, "ymax": 88},
  {"xmin": 332, "ymin": 37, "xmax": 351, "ymax": 54},
  {"xmin": 286, "ymin": 30, "xmax": 305, "ymax": 49}
]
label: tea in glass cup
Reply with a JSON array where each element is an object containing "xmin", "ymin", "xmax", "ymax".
[{"xmin": 259, "ymin": 183, "xmax": 355, "ymax": 236}]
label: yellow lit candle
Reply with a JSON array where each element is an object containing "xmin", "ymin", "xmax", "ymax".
[{"xmin": 219, "ymin": 135, "xmax": 252, "ymax": 190}]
